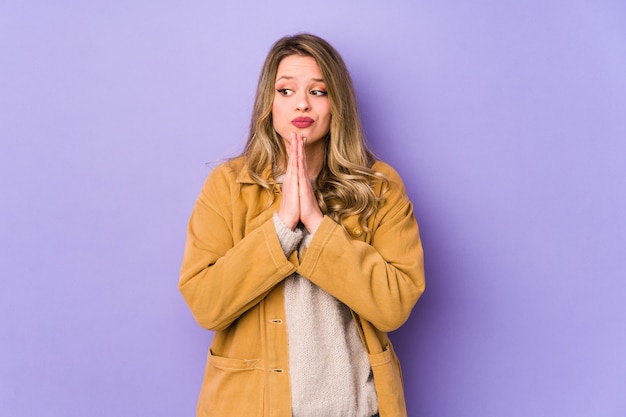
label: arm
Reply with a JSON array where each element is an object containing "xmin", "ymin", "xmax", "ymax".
[
  {"xmin": 297, "ymin": 166, "xmax": 425, "ymax": 332},
  {"xmin": 178, "ymin": 164, "xmax": 298, "ymax": 331}
]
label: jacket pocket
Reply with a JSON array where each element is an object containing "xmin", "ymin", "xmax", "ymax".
[
  {"xmin": 368, "ymin": 344, "xmax": 407, "ymax": 417},
  {"xmin": 197, "ymin": 349, "xmax": 265, "ymax": 417}
]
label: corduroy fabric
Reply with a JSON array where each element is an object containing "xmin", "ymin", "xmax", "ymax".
[{"xmin": 179, "ymin": 156, "xmax": 425, "ymax": 417}]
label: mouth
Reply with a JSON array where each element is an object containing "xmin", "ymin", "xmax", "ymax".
[{"xmin": 291, "ymin": 117, "xmax": 314, "ymax": 129}]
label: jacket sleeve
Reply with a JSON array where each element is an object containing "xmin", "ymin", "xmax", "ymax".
[
  {"xmin": 178, "ymin": 165, "xmax": 297, "ymax": 331},
  {"xmin": 297, "ymin": 166, "xmax": 425, "ymax": 332}
]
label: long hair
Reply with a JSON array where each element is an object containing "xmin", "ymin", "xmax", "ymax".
[{"xmin": 242, "ymin": 33, "xmax": 386, "ymax": 229}]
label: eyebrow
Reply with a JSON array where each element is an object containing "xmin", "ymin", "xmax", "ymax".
[{"xmin": 275, "ymin": 76, "xmax": 325, "ymax": 83}]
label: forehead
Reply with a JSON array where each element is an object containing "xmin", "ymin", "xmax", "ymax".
[{"xmin": 275, "ymin": 55, "xmax": 323, "ymax": 80}]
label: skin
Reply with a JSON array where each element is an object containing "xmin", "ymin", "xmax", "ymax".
[{"xmin": 273, "ymin": 55, "xmax": 330, "ymax": 232}]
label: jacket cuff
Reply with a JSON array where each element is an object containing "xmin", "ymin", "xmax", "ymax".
[{"xmin": 302, "ymin": 222, "xmax": 319, "ymax": 248}]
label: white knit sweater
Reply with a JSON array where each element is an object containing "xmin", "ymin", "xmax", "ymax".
[{"xmin": 273, "ymin": 214, "xmax": 378, "ymax": 417}]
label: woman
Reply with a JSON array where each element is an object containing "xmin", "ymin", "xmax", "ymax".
[{"xmin": 179, "ymin": 33, "xmax": 425, "ymax": 417}]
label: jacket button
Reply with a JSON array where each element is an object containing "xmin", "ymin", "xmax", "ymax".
[{"xmin": 352, "ymin": 227, "xmax": 363, "ymax": 237}]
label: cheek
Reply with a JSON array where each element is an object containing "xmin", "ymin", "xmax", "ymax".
[
  {"xmin": 324, "ymin": 102, "xmax": 332, "ymax": 118},
  {"xmin": 271, "ymin": 105, "xmax": 280, "ymax": 130},
  {"xmin": 272, "ymin": 101, "xmax": 286, "ymax": 123},
  {"xmin": 322, "ymin": 105, "xmax": 332, "ymax": 128}
]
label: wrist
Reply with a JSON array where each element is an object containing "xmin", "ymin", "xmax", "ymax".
[
  {"xmin": 278, "ymin": 213, "xmax": 298, "ymax": 230},
  {"xmin": 304, "ymin": 214, "xmax": 323, "ymax": 234}
]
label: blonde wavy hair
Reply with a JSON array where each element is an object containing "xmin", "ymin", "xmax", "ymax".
[{"xmin": 242, "ymin": 33, "xmax": 386, "ymax": 228}]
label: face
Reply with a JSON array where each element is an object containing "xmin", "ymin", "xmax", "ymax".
[{"xmin": 272, "ymin": 55, "xmax": 331, "ymax": 150}]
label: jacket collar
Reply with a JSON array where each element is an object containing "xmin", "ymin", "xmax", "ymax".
[{"xmin": 235, "ymin": 163, "xmax": 278, "ymax": 185}]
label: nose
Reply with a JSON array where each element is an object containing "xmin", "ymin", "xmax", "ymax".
[{"xmin": 296, "ymin": 92, "xmax": 310, "ymax": 111}]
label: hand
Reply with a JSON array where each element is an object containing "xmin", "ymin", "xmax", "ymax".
[
  {"xmin": 278, "ymin": 132, "xmax": 301, "ymax": 230},
  {"xmin": 277, "ymin": 132, "xmax": 324, "ymax": 232},
  {"xmin": 297, "ymin": 136, "xmax": 324, "ymax": 232}
]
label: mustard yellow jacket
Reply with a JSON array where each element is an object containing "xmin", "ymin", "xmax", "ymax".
[{"xmin": 179, "ymin": 156, "xmax": 425, "ymax": 417}]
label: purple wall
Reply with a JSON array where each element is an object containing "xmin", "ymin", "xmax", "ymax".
[{"xmin": 1, "ymin": 1, "xmax": 625, "ymax": 416}]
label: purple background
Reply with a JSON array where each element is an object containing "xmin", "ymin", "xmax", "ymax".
[{"xmin": 1, "ymin": 1, "xmax": 625, "ymax": 416}]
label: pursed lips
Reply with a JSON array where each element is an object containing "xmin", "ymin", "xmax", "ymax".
[{"xmin": 291, "ymin": 117, "xmax": 314, "ymax": 128}]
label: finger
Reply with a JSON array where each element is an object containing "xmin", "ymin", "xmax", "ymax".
[
  {"xmin": 290, "ymin": 131, "xmax": 297, "ymax": 153},
  {"xmin": 295, "ymin": 135, "xmax": 322, "ymax": 231},
  {"xmin": 285, "ymin": 132, "xmax": 297, "ymax": 176},
  {"xmin": 299, "ymin": 136, "xmax": 307, "ymax": 177},
  {"xmin": 298, "ymin": 136, "xmax": 310, "ymax": 187},
  {"xmin": 278, "ymin": 133, "xmax": 301, "ymax": 230}
]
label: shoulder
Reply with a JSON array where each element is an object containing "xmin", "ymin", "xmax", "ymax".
[
  {"xmin": 203, "ymin": 156, "xmax": 249, "ymax": 185},
  {"xmin": 372, "ymin": 160, "xmax": 403, "ymax": 182},
  {"xmin": 209, "ymin": 156, "xmax": 246, "ymax": 178},
  {"xmin": 371, "ymin": 160, "xmax": 408, "ymax": 196},
  {"xmin": 198, "ymin": 156, "xmax": 249, "ymax": 198}
]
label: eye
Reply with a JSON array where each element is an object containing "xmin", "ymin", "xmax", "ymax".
[
  {"xmin": 310, "ymin": 89, "xmax": 328, "ymax": 96},
  {"xmin": 277, "ymin": 88, "xmax": 293, "ymax": 96}
]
